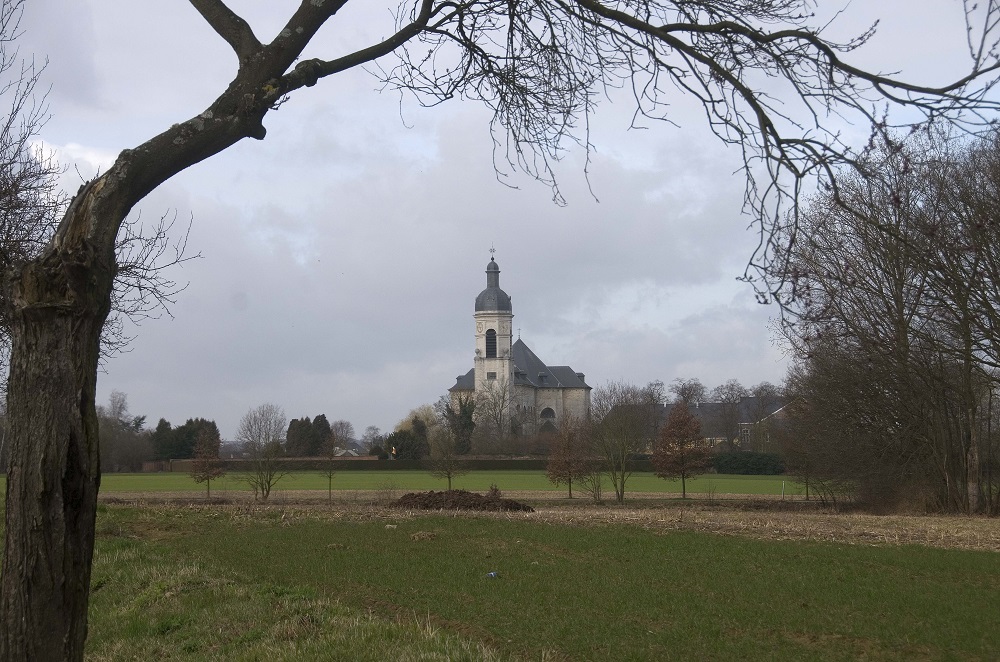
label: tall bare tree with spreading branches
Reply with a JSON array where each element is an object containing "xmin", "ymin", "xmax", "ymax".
[
  {"xmin": 236, "ymin": 402, "xmax": 288, "ymax": 503},
  {"xmin": 4, "ymin": 0, "xmax": 1000, "ymax": 657},
  {"xmin": 777, "ymin": 130, "xmax": 1000, "ymax": 513},
  {"xmin": 589, "ymin": 380, "xmax": 664, "ymax": 502}
]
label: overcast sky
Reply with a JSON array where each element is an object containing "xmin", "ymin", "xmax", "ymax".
[{"xmin": 16, "ymin": 1, "xmax": 984, "ymax": 439}]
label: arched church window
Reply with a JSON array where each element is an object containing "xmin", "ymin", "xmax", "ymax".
[
  {"xmin": 540, "ymin": 407, "xmax": 556, "ymax": 420},
  {"xmin": 486, "ymin": 329, "xmax": 497, "ymax": 358}
]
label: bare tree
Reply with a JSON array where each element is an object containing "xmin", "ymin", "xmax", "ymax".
[
  {"xmin": 653, "ymin": 402, "xmax": 713, "ymax": 498},
  {"xmin": 0, "ymin": 0, "xmax": 61, "ymax": 401},
  {"xmin": 361, "ymin": 425, "xmax": 383, "ymax": 453},
  {"xmin": 96, "ymin": 390, "xmax": 150, "ymax": 473},
  {"xmin": 546, "ymin": 415, "xmax": 588, "ymax": 498},
  {"xmin": 710, "ymin": 379, "xmax": 748, "ymax": 449},
  {"xmin": 190, "ymin": 428, "xmax": 225, "ymax": 499},
  {"xmin": 576, "ymin": 458, "xmax": 606, "ymax": 504},
  {"xmin": 475, "ymin": 375, "xmax": 517, "ymax": 452},
  {"xmin": 329, "ymin": 419, "xmax": 355, "ymax": 446},
  {"xmin": 5, "ymin": 0, "xmax": 1000, "ymax": 657},
  {"xmin": 589, "ymin": 380, "xmax": 663, "ymax": 503},
  {"xmin": 427, "ymin": 426, "xmax": 468, "ymax": 491},
  {"xmin": 670, "ymin": 378, "xmax": 707, "ymax": 406},
  {"xmin": 319, "ymin": 434, "xmax": 338, "ymax": 504},
  {"xmin": 744, "ymin": 381, "xmax": 784, "ymax": 452},
  {"xmin": 777, "ymin": 130, "xmax": 1000, "ymax": 513},
  {"xmin": 236, "ymin": 403, "xmax": 287, "ymax": 502}
]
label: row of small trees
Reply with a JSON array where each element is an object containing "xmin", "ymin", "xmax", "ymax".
[
  {"xmin": 186, "ymin": 402, "xmax": 350, "ymax": 502},
  {"xmin": 546, "ymin": 382, "xmax": 715, "ymax": 503}
]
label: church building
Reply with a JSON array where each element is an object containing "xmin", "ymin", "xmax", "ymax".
[{"xmin": 449, "ymin": 257, "xmax": 591, "ymax": 433}]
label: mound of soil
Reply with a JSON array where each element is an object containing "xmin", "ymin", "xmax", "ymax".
[{"xmin": 393, "ymin": 489, "xmax": 534, "ymax": 512}]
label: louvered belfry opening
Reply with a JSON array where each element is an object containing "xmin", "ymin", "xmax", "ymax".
[{"xmin": 486, "ymin": 329, "xmax": 497, "ymax": 358}]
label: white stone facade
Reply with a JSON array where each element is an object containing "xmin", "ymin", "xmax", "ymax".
[{"xmin": 450, "ymin": 258, "xmax": 590, "ymax": 432}]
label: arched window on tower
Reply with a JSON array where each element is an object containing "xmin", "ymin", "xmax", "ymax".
[
  {"xmin": 540, "ymin": 407, "xmax": 556, "ymax": 420},
  {"xmin": 485, "ymin": 329, "xmax": 497, "ymax": 358}
]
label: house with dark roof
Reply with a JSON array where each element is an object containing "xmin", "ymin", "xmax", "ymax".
[
  {"xmin": 449, "ymin": 257, "xmax": 591, "ymax": 433},
  {"xmin": 657, "ymin": 395, "xmax": 790, "ymax": 450}
]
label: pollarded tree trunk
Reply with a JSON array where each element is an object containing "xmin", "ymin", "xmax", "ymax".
[
  {"xmin": 1, "ymin": 35, "xmax": 273, "ymax": 654},
  {"xmin": 0, "ymin": 102, "xmax": 254, "ymax": 662},
  {"xmin": 0, "ymin": 205, "xmax": 116, "ymax": 659}
]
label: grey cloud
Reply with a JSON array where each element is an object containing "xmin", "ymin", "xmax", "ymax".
[{"xmin": 27, "ymin": 1, "xmax": 970, "ymax": 438}]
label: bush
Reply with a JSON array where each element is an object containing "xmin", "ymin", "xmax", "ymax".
[{"xmin": 713, "ymin": 452, "xmax": 785, "ymax": 475}]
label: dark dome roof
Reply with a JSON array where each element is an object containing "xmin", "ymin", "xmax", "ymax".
[
  {"xmin": 475, "ymin": 286, "xmax": 512, "ymax": 312},
  {"xmin": 476, "ymin": 257, "xmax": 511, "ymax": 311}
]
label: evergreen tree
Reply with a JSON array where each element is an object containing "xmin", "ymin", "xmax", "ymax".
[
  {"xmin": 151, "ymin": 418, "xmax": 174, "ymax": 461},
  {"xmin": 151, "ymin": 418, "xmax": 219, "ymax": 460},
  {"xmin": 387, "ymin": 429, "xmax": 427, "ymax": 460},
  {"xmin": 410, "ymin": 416, "xmax": 430, "ymax": 458},
  {"xmin": 311, "ymin": 414, "xmax": 333, "ymax": 455},
  {"xmin": 440, "ymin": 396, "xmax": 476, "ymax": 455},
  {"xmin": 285, "ymin": 417, "xmax": 316, "ymax": 457},
  {"xmin": 172, "ymin": 419, "xmax": 220, "ymax": 460}
]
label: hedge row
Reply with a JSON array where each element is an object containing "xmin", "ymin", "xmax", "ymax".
[
  {"xmin": 712, "ymin": 452, "xmax": 785, "ymax": 475},
  {"xmin": 167, "ymin": 458, "xmax": 554, "ymax": 473},
  {"xmin": 164, "ymin": 457, "xmax": 658, "ymax": 473}
]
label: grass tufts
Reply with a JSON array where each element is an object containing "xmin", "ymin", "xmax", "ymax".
[{"xmin": 74, "ymin": 503, "xmax": 1000, "ymax": 660}]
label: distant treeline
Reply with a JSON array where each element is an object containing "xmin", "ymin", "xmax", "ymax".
[{"xmin": 152, "ymin": 454, "xmax": 786, "ymax": 475}]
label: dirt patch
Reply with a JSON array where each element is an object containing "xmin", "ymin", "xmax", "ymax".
[{"xmin": 393, "ymin": 489, "xmax": 534, "ymax": 512}]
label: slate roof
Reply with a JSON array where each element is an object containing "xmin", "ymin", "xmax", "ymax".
[
  {"xmin": 449, "ymin": 339, "xmax": 590, "ymax": 392},
  {"xmin": 511, "ymin": 339, "xmax": 590, "ymax": 389},
  {"xmin": 658, "ymin": 396, "xmax": 789, "ymax": 437},
  {"xmin": 451, "ymin": 368, "xmax": 475, "ymax": 392}
]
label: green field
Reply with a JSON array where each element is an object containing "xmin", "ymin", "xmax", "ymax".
[
  {"xmin": 74, "ymin": 505, "xmax": 1000, "ymax": 660},
  {"xmin": 81, "ymin": 471, "xmax": 806, "ymax": 498}
]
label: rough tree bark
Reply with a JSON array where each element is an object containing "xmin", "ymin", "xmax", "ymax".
[
  {"xmin": 0, "ymin": 2, "xmax": 317, "ymax": 653},
  {"xmin": 0, "ymin": 223, "xmax": 111, "ymax": 659}
]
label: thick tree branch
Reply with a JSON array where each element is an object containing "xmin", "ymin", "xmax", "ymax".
[
  {"xmin": 279, "ymin": 0, "xmax": 435, "ymax": 95},
  {"xmin": 257, "ymin": 0, "xmax": 353, "ymax": 82},
  {"xmin": 188, "ymin": 0, "xmax": 261, "ymax": 64}
]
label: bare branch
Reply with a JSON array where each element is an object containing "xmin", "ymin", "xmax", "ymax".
[
  {"xmin": 280, "ymin": 0, "xmax": 435, "ymax": 94},
  {"xmin": 188, "ymin": 0, "xmax": 261, "ymax": 64},
  {"xmin": 101, "ymin": 210, "xmax": 199, "ymax": 359}
]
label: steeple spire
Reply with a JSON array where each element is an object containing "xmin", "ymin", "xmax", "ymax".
[{"xmin": 486, "ymin": 255, "xmax": 500, "ymax": 288}]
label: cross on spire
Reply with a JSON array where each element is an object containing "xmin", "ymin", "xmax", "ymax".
[{"xmin": 489, "ymin": 244, "xmax": 496, "ymax": 257}]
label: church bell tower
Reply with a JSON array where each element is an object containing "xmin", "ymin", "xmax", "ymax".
[{"xmin": 473, "ymin": 256, "xmax": 514, "ymax": 393}]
